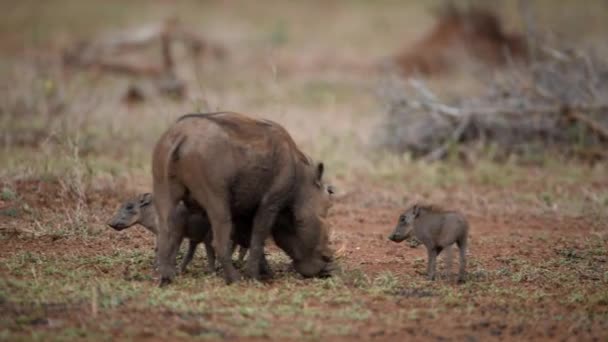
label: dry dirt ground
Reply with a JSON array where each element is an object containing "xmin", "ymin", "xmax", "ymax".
[
  {"xmin": 1, "ymin": 175, "xmax": 607, "ymax": 341},
  {"xmin": 1, "ymin": 1, "xmax": 608, "ymax": 341}
]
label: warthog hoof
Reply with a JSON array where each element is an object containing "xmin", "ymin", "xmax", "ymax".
[
  {"xmin": 204, "ymin": 265, "xmax": 217, "ymax": 275},
  {"xmin": 245, "ymin": 263, "xmax": 262, "ymax": 281},
  {"xmin": 318, "ymin": 262, "xmax": 337, "ymax": 278},
  {"xmin": 159, "ymin": 277, "xmax": 173, "ymax": 288},
  {"xmin": 258, "ymin": 269, "xmax": 274, "ymax": 281},
  {"xmin": 177, "ymin": 263, "xmax": 189, "ymax": 275},
  {"xmin": 259, "ymin": 259, "xmax": 274, "ymax": 280},
  {"xmin": 224, "ymin": 269, "xmax": 241, "ymax": 285}
]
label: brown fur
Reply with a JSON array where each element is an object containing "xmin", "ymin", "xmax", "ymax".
[
  {"xmin": 413, "ymin": 204, "xmax": 449, "ymax": 214},
  {"xmin": 389, "ymin": 203, "xmax": 469, "ymax": 282},
  {"xmin": 107, "ymin": 193, "xmax": 247, "ymax": 274},
  {"xmin": 394, "ymin": 7, "xmax": 527, "ymax": 76},
  {"xmin": 152, "ymin": 112, "xmax": 334, "ymax": 286}
]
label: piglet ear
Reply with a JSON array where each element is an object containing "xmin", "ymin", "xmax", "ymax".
[
  {"xmin": 316, "ymin": 163, "xmax": 324, "ymax": 182},
  {"xmin": 314, "ymin": 162, "xmax": 324, "ymax": 187},
  {"xmin": 412, "ymin": 204, "xmax": 420, "ymax": 217},
  {"xmin": 139, "ymin": 193, "xmax": 153, "ymax": 206}
]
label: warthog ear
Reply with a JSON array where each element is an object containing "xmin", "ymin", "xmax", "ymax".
[
  {"xmin": 139, "ymin": 193, "xmax": 153, "ymax": 207},
  {"xmin": 412, "ymin": 204, "xmax": 420, "ymax": 217},
  {"xmin": 315, "ymin": 162, "xmax": 324, "ymax": 187}
]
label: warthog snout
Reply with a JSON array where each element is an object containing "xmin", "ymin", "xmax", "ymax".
[
  {"xmin": 107, "ymin": 194, "xmax": 152, "ymax": 231},
  {"xmin": 297, "ymin": 260, "xmax": 336, "ymax": 279},
  {"xmin": 294, "ymin": 250, "xmax": 338, "ymax": 278},
  {"xmin": 389, "ymin": 210, "xmax": 416, "ymax": 243},
  {"xmin": 107, "ymin": 218, "xmax": 129, "ymax": 231},
  {"xmin": 388, "ymin": 232, "xmax": 408, "ymax": 242},
  {"xmin": 319, "ymin": 261, "xmax": 338, "ymax": 277}
]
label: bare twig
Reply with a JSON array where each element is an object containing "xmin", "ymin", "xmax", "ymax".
[
  {"xmin": 408, "ymin": 79, "xmax": 439, "ymax": 102},
  {"xmin": 564, "ymin": 109, "xmax": 608, "ymax": 141},
  {"xmin": 424, "ymin": 114, "xmax": 473, "ymax": 162}
]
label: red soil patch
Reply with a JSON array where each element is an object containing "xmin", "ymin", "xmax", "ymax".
[{"xmin": 1, "ymin": 179, "xmax": 607, "ymax": 340}]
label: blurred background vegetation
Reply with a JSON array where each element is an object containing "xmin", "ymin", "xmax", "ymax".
[{"xmin": 1, "ymin": 0, "xmax": 607, "ymax": 208}]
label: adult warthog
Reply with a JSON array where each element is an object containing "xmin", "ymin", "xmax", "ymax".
[{"xmin": 152, "ymin": 112, "xmax": 335, "ymax": 286}]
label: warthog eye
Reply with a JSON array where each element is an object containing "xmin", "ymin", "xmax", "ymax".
[
  {"xmin": 327, "ymin": 185, "xmax": 335, "ymax": 195},
  {"xmin": 125, "ymin": 203, "xmax": 134, "ymax": 211},
  {"xmin": 400, "ymin": 215, "xmax": 406, "ymax": 223}
]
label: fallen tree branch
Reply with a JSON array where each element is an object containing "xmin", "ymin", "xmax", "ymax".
[
  {"xmin": 564, "ymin": 109, "xmax": 608, "ymax": 141},
  {"xmin": 424, "ymin": 114, "xmax": 472, "ymax": 162}
]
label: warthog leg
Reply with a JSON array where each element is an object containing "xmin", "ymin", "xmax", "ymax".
[
  {"xmin": 238, "ymin": 246, "xmax": 248, "ymax": 264},
  {"xmin": 457, "ymin": 236, "xmax": 467, "ymax": 283},
  {"xmin": 246, "ymin": 205, "xmax": 279, "ymax": 280},
  {"xmin": 154, "ymin": 182, "xmax": 186, "ymax": 287},
  {"xmin": 179, "ymin": 240, "xmax": 198, "ymax": 273},
  {"xmin": 203, "ymin": 240, "xmax": 216, "ymax": 274},
  {"xmin": 259, "ymin": 253, "xmax": 273, "ymax": 279},
  {"xmin": 206, "ymin": 201, "xmax": 240, "ymax": 284},
  {"xmin": 152, "ymin": 243, "xmax": 159, "ymax": 270},
  {"xmin": 157, "ymin": 209, "xmax": 185, "ymax": 287},
  {"xmin": 427, "ymin": 248, "xmax": 438, "ymax": 281},
  {"xmin": 444, "ymin": 245, "xmax": 453, "ymax": 280}
]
